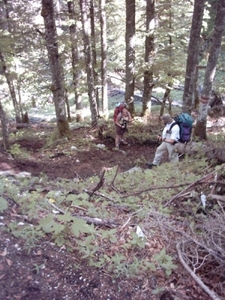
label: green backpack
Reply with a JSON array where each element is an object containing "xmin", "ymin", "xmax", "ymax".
[{"xmin": 170, "ymin": 113, "xmax": 194, "ymax": 143}]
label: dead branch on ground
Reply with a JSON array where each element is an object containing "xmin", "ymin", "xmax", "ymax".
[
  {"xmin": 176, "ymin": 241, "xmax": 222, "ymax": 300},
  {"xmin": 164, "ymin": 171, "xmax": 216, "ymax": 207},
  {"xmin": 46, "ymin": 199, "xmax": 118, "ymax": 228}
]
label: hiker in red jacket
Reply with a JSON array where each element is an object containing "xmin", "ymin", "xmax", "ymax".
[{"xmin": 114, "ymin": 105, "xmax": 132, "ymax": 149}]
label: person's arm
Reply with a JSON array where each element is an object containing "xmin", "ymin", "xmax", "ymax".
[
  {"xmin": 127, "ymin": 112, "xmax": 132, "ymax": 122},
  {"xmin": 163, "ymin": 137, "xmax": 175, "ymax": 144}
]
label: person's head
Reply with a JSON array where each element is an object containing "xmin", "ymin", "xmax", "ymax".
[
  {"xmin": 122, "ymin": 106, "xmax": 129, "ymax": 116},
  {"xmin": 160, "ymin": 113, "xmax": 173, "ymax": 124}
]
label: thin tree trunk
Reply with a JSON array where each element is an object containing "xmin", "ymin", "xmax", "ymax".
[
  {"xmin": 142, "ymin": 0, "xmax": 155, "ymax": 117},
  {"xmin": 125, "ymin": 0, "xmax": 135, "ymax": 115},
  {"xmin": 182, "ymin": 0, "xmax": 206, "ymax": 113},
  {"xmin": 99, "ymin": 0, "xmax": 108, "ymax": 117},
  {"xmin": 41, "ymin": 0, "xmax": 70, "ymax": 138},
  {"xmin": 90, "ymin": 0, "xmax": 99, "ymax": 114},
  {"xmin": 0, "ymin": 101, "xmax": 10, "ymax": 151},
  {"xmin": 194, "ymin": 0, "xmax": 225, "ymax": 140},
  {"xmin": 79, "ymin": 0, "xmax": 98, "ymax": 125},
  {"xmin": 67, "ymin": 1, "xmax": 83, "ymax": 113},
  {"xmin": 1, "ymin": 1, "xmax": 21, "ymax": 123}
]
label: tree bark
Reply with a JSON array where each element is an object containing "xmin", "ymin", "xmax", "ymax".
[
  {"xmin": 90, "ymin": 0, "xmax": 99, "ymax": 114},
  {"xmin": 1, "ymin": 1, "xmax": 21, "ymax": 123},
  {"xmin": 99, "ymin": 0, "xmax": 108, "ymax": 117},
  {"xmin": 174, "ymin": 141, "xmax": 225, "ymax": 163},
  {"xmin": 41, "ymin": 0, "xmax": 70, "ymax": 138},
  {"xmin": 142, "ymin": 0, "xmax": 155, "ymax": 117},
  {"xmin": 182, "ymin": 0, "xmax": 206, "ymax": 113},
  {"xmin": 194, "ymin": 0, "xmax": 225, "ymax": 140},
  {"xmin": 125, "ymin": 0, "xmax": 135, "ymax": 115},
  {"xmin": 0, "ymin": 101, "xmax": 9, "ymax": 150},
  {"xmin": 67, "ymin": 1, "xmax": 83, "ymax": 112},
  {"xmin": 79, "ymin": 0, "xmax": 98, "ymax": 126}
]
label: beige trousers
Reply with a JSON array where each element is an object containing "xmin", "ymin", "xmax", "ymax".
[{"xmin": 152, "ymin": 141, "xmax": 179, "ymax": 165}]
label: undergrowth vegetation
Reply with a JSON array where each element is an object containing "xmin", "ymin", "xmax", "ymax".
[{"xmin": 1, "ymin": 155, "xmax": 225, "ymax": 294}]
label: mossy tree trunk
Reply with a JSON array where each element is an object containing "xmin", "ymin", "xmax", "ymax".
[
  {"xmin": 125, "ymin": 0, "xmax": 135, "ymax": 115},
  {"xmin": 79, "ymin": 0, "xmax": 98, "ymax": 126},
  {"xmin": 194, "ymin": 0, "xmax": 225, "ymax": 140},
  {"xmin": 99, "ymin": 0, "xmax": 108, "ymax": 117},
  {"xmin": 67, "ymin": 1, "xmax": 83, "ymax": 112},
  {"xmin": 142, "ymin": 0, "xmax": 155, "ymax": 117},
  {"xmin": 0, "ymin": 101, "xmax": 9, "ymax": 151},
  {"xmin": 41, "ymin": 0, "xmax": 70, "ymax": 138},
  {"xmin": 182, "ymin": 0, "xmax": 206, "ymax": 114}
]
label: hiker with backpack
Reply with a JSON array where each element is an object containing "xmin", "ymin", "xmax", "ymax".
[
  {"xmin": 114, "ymin": 102, "xmax": 132, "ymax": 149},
  {"xmin": 146, "ymin": 113, "xmax": 180, "ymax": 168}
]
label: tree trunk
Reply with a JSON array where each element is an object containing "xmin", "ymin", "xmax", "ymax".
[
  {"xmin": 90, "ymin": 0, "xmax": 99, "ymax": 114},
  {"xmin": 175, "ymin": 142, "xmax": 225, "ymax": 163},
  {"xmin": 67, "ymin": 1, "xmax": 83, "ymax": 112},
  {"xmin": 194, "ymin": 0, "xmax": 225, "ymax": 140},
  {"xmin": 0, "ymin": 101, "xmax": 10, "ymax": 151},
  {"xmin": 159, "ymin": 81, "xmax": 172, "ymax": 116},
  {"xmin": 182, "ymin": 0, "xmax": 206, "ymax": 113},
  {"xmin": 125, "ymin": 0, "xmax": 135, "ymax": 115},
  {"xmin": 99, "ymin": 0, "xmax": 108, "ymax": 117},
  {"xmin": 142, "ymin": 0, "xmax": 155, "ymax": 117},
  {"xmin": 1, "ymin": 1, "xmax": 21, "ymax": 123},
  {"xmin": 0, "ymin": 52, "xmax": 21, "ymax": 124},
  {"xmin": 79, "ymin": 0, "xmax": 98, "ymax": 126},
  {"xmin": 41, "ymin": 0, "xmax": 70, "ymax": 138}
]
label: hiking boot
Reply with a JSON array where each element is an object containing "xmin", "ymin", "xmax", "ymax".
[
  {"xmin": 120, "ymin": 140, "xmax": 128, "ymax": 145},
  {"xmin": 146, "ymin": 163, "xmax": 157, "ymax": 169}
]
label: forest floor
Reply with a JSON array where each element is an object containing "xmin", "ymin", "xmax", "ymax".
[{"xmin": 0, "ymin": 117, "xmax": 222, "ymax": 300}]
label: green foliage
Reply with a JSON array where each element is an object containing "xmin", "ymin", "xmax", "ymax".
[
  {"xmin": 1, "ymin": 151, "xmax": 223, "ymax": 282},
  {"xmin": 153, "ymin": 248, "xmax": 177, "ymax": 276},
  {"xmin": 0, "ymin": 196, "xmax": 8, "ymax": 212},
  {"xmin": 8, "ymin": 222, "xmax": 44, "ymax": 253},
  {"xmin": 9, "ymin": 143, "xmax": 31, "ymax": 159}
]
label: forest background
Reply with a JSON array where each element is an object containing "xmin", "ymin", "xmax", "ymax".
[{"xmin": 0, "ymin": 1, "xmax": 225, "ymax": 300}]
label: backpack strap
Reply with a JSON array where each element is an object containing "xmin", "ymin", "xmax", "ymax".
[{"xmin": 169, "ymin": 121, "xmax": 178, "ymax": 131}]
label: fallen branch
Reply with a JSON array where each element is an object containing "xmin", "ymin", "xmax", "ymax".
[
  {"xmin": 176, "ymin": 241, "xmax": 222, "ymax": 300},
  {"xmin": 209, "ymin": 194, "xmax": 225, "ymax": 202},
  {"xmin": 72, "ymin": 214, "xmax": 117, "ymax": 228},
  {"xmin": 111, "ymin": 166, "xmax": 119, "ymax": 187},
  {"xmin": 89, "ymin": 170, "xmax": 105, "ymax": 197},
  {"xmin": 164, "ymin": 171, "xmax": 216, "ymax": 207},
  {"xmin": 46, "ymin": 199, "xmax": 117, "ymax": 227}
]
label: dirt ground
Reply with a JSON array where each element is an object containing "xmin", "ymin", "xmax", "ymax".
[{"xmin": 0, "ymin": 125, "xmax": 212, "ymax": 300}]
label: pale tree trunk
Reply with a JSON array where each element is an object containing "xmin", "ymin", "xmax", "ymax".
[
  {"xmin": 79, "ymin": 0, "xmax": 98, "ymax": 125},
  {"xmin": 142, "ymin": 0, "xmax": 155, "ymax": 117},
  {"xmin": 194, "ymin": 0, "xmax": 225, "ymax": 140},
  {"xmin": 53, "ymin": 1, "xmax": 71, "ymax": 123},
  {"xmin": 41, "ymin": 0, "xmax": 70, "ymax": 138},
  {"xmin": 159, "ymin": 81, "xmax": 173, "ymax": 117},
  {"xmin": 0, "ymin": 101, "xmax": 9, "ymax": 151},
  {"xmin": 1, "ymin": 0, "xmax": 21, "ymax": 123},
  {"xmin": 67, "ymin": 1, "xmax": 83, "ymax": 115},
  {"xmin": 99, "ymin": 0, "xmax": 108, "ymax": 117},
  {"xmin": 0, "ymin": 52, "xmax": 21, "ymax": 124},
  {"xmin": 90, "ymin": 0, "xmax": 99, "ymax": 114},
  {"xmin": 182, "ymin": 0, "xmax": 206, "ymax": 114},
  {"xmin": 125, "ymin": 0, "xmax": 135, "ymax": 115}
]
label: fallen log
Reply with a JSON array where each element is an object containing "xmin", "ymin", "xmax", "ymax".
[{"xmin": 174, "ymin": 141, "xmax": 225, "ymax": 163}]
